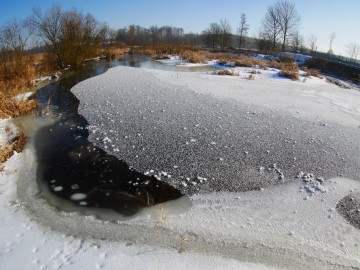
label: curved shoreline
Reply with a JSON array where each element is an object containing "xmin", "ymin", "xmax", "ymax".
[
  {"xmin": 16, "ymin": 143, "xmax": 360, "ymax": 269},
  {"xmin": 12, "ymin": 65, "xmax": 360, "ymax": 268}
]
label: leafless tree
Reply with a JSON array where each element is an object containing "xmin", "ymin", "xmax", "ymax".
[
  {"xmin": 0, "ymin": 17, "xmax": 37, "ymax": 89},
  {"xmin": 346, "ymin": 43, "xmax": 360, "ymax": 60},
  {"xmin": 307, "ymin": 34, "xmax": 317, "ymax": 54},
  {"xmin": 219, "ymin": 19, "xmax": 232, "ymax": 49},
  {"xmin": 290, "ymin": 31, "xmax": 303, "ymax": 52},
  {"xmin": 31, "ymin": 5, "xmax": 106, "ymax": 68},
  {"xmin": 203, "ymin": 22, "xmax": 221, "ymax": 48},
  {"xmin": 262, "ymin": 5, "xmax": 281, "ymax": 50},
  {"xmin": 256, "ymin": 29, "xmax": 273, "ymax": 52},
  {"xmin": 274, "ymin": 0, "xmax": 301, "ymax": 51},
  {"xmin": 0, "ymin": 18, "xmax": 34, "ymax": 55},
  {"xmin": 31, "ymin": 5, "xmax": 63, "ymax": 67},
  {"xmin": 149, "ymin": 25, "xmax": 159, "ymax": 45},
  {"xmin": 237, "ymin": 13, "xmax": 249, "ymax": 49}
]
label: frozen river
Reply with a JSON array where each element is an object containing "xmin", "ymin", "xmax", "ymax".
[{"xmin": 3, "ymin": 55, "xmax": 360, "ymax": 269}]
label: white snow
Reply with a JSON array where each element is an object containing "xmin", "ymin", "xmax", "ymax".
[
  {"xmin": 0, "ymin": 150, "xmax": 275, "ymax": 270},
  {"xmin": 149, "ymin": 66, "xmax": 360, "ymax": 127},
  {"xmin": 14, "ymin": 91, "xmax": 34, "ymax": 102},
  {"xmin": 0, "ymin": 119, "xmax": 18, "ymax": 145},
  {"xmin": 1, "ymin": 64, "xmax": 360, "ymax": 269}
]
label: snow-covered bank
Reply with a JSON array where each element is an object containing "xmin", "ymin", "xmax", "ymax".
[
  {"xmin": 8, "ymin": 144, "xmax": 360, "ymax": 269},
  {"xmin": 1, "ymin": 151, "xmax": 274, "ymax": 270}
]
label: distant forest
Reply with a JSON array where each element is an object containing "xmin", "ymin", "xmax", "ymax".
[{"xmin": 1, "ymin": 1, "xmax": 359, "ymax": 72}]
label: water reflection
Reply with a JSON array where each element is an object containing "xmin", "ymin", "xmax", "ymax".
[{"xmin": 34, "ymin": 56, "xmax": 185, "ymax": 216}]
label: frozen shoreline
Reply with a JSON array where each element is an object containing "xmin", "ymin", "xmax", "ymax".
[{"xmin": 1, "ymin": 65, "xmax": 360, "ymax": 269}]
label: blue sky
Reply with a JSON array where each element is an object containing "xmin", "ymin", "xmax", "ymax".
[{"xmin": 0, "ymin": 0, "xmax": 359, "ymax": 56}]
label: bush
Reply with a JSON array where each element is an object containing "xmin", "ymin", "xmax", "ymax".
[
  {"xmin": 279, "ymin": 63, "xmax": 299, "ymax": 80},
  {"xmin": 234, "ymin": 57, "xmax": 254, "ymax": 67},
  {"xmin": 179, "ymin": 51, "xmax": 208, "ymax": 63},
  {"xmin": 306, "ymin": 68, "xmax": 320, "ymax": 77}
]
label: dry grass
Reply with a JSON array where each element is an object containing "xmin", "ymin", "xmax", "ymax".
[
  {"xmin": 179, "ymin": 51, "xmax": 211, "ymax": 63},
  {"xmin": 303, "ymin": 67, "xmax": 320, "ymax": 77},
  {"xmin": 96, "ymin": 45, "xmax": 128, "ymax": 59},
  {"xmin": 0, "ymin": 96, "xmax": 38, "ymax": 119},
  {"xmin": 0, "ymin": 131, "xmax": 27, "ymax": 171},
  {"xmin": 279, "ymin": 63, "xmax": 299, "ymax": 80}
]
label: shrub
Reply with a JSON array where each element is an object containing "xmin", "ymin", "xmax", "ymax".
[
  {"xmin": 279, "ymin": 63, "xmax": 299, "ymax": 80},
  {"xmin": 306, "ymin": 68, "xmax": 320, "ymax": 77},
  {"xmin": 234, "ymin": 56, "xmax": 254, "ymax": 67},
  {"xmin": 179, "ymin": 51, "xmax": 208, "ymax": 63},
  {"xmin": 247, "ymin": 74, "xmax": 255, "ymax": 80},
  {"xmin": 268, "ymin": 60, "xmax": 281, "ymax": 69}
]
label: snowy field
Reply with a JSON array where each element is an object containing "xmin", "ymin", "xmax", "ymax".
[{"xmin": 1, "ymin": 64, "xmax": 360, "ymax": 269}]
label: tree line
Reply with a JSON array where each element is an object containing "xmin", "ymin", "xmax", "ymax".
[{"xmin": 1, "ymin": 0, "xmax": 359, "ymax": 73}]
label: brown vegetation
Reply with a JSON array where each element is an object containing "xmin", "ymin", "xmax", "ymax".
[
  {"xmin": 279, "ymin": 62, "xmax": 299, "ymax": 80},
  {"xmin": 0, "ymin": 51, "xmax": 41, "ymax": 119},
  {"xmin": 0, "ymin": 131, "xmax": 27, "ymax": 171},
  {"xmin": 302, "ymin": 67, "xmax": 320, "ymax": 77}
]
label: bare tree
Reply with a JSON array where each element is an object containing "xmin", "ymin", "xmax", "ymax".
[
  {"xmin": 346, "ymin": 43, "xmax": 360, "ymax": 60},
  {"xmin": 274, "ymin": 0, "xmax": 301, "ymax": 51},
  {"xmin": 237, "ymin": 13, "xmax": 249, "ymax": 49},
  {"xmin": 262, "ymin": 5, "xmax": 281, "ymax": 50},
  {"xmin": 219, "ymin": 19, "xmax": 232, "ymax": 49},
  {"xmin": 328, "ymin": 32, "xmax": 336, "ymax": 54},
  {"xmin": 291, "ymin": 31, "xmax": 303, "ymax": 52},
  {"xmin": 0, "ymin": 19, "xmax": 34, "ymax": 54},
  {"xmin": 256, "ymin": 29, "xmax": 273, "ymax": 52},
  {"xmin": 31, "ymin": 5, "xmax": 106, "ymax": 68},
  {"xmin": 203, "ymin": 22, "xmax": 221, "ymax": 48},
  {"xmin": 31, "ymin": 5, "xmax": 63, "ymax": 67},
  {"xmin": 307, "ymin": 34, "xmax": 317, "ymax": 54},
  {"xmin": 149, "ymin": 25, "xmax": 159, "ymax": 45}
]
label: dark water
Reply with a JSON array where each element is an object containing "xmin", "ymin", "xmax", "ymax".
[{"xmin": 34, "ymin": 55, "xmax": 196, "ymax": 216}]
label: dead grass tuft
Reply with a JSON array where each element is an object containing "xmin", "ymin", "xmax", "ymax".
[
  {"xmin": 179, "ymin": 51, "xmax": 209, "ymax": 63},
  {"xmin": 279, "ymin": 63, "xmax": 299, "ymax": 80},
  {"xmin": 0, "ymin": 131, "xmax": 27, "ymax": 171},
  {"xmin": 0, "ymin": 96, "xmax": 38, "ymax": 119},
  {"xmin": 305, "ymin": 68, "xmax": 320, "ymax": 77}
]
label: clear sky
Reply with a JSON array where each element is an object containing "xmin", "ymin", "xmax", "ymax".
[{"xmin": 0, "ymin": 0, "xmax": 359, "ymax": 56}]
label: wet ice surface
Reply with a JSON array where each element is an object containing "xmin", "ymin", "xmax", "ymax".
[{"xmin": 72, "ymin": 66, "xmax": 360, "ymax": 195}]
